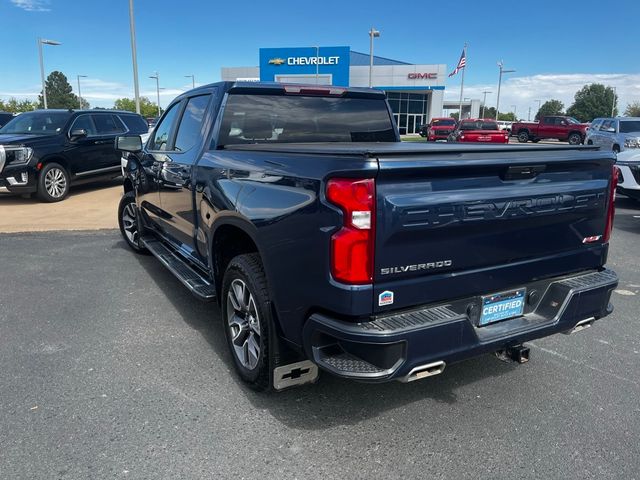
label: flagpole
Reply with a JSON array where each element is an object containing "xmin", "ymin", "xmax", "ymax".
[{"xmin": 458, "ymin": 43, "xmax": 467, "ymax": 120}]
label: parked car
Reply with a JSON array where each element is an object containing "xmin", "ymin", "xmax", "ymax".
[
  {"xmin": 116, "ymin": 81, "xmax": 618, "ymax": 392},
  {"xmin": 447, "ymin": 119, "xmax": 509, "ymax": 143},
  {"xmin": 0, "ymin": 109, "xmax": 148, "ymax": 201},
  {"xmin": 419, "ymin": 117, "xmax": 457, "ymax": 140},
  {"xmin": 0, "ymin": 111, "xmax": 14, "ymax": 128},
  {"xmin": 496, "ymin": 120, "xmax": 513, "ymax": 134},
  {"xmin": 615, "ymin": 150, "xmax": 640, "ymax": 200},
  {"xmin": 146, "ymin": 117, "xmax": 159, "ymax": 129},
  {"xmin": 512, "ymin": 116, "xmax": 589, "ymax": 144},
  {"xmin": 586, "ymin": 117, "xmax": 640, "ymax": 153}
]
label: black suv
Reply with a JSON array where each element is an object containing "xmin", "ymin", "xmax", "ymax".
[{"xmin": 0, "ymin": 109, "xmax": 148, "ymax": 201}]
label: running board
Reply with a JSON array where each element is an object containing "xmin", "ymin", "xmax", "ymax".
[{"xmin": 141, "ymin": 236, "xmax": 216, "ymax": 301}]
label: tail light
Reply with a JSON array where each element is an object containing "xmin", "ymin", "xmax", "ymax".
[
  {"xmin": 603, "ymin": 165, "xmax": 619, "ymax": 242},
  {"xmin": 326, "ymin": 178, "xmax": 375, "ymax": 284}
]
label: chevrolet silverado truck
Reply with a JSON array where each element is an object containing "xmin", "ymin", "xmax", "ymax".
[
  {"xmin": 513, "ymin": 115, "xmax": 589, "ymax": 145},
  {"xmin": 116, "ymin": 82, "xmax": 619, "ymax": 392}
]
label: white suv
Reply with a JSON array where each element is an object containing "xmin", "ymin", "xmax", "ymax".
[
  {"xmin": 586, "ymin": 117, "xmax": 640, "ymax": 153},
  {"xmin": 615, "ymin": 150, "xmax": 640, "ymax": 201}
]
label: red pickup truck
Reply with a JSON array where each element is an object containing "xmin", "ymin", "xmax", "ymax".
[
  {"xmin": 420, "ymin": 117, "xmax": 457, "ymax": 141},
  {"xmin": 512, "ymin": 116, "xmax": 589, "ymax": 145}
]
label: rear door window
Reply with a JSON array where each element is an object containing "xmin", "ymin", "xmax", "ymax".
[
  {"xmin": 70, "ymin": 115, "xmax": 97, "ymax": 136},
  {"xmin": 118, "ymin": 114, "xmax": 148, "ymax": 134},
  {"xmin": 93, "ymin": 114, "xmax": 126, "ymax": 135}
]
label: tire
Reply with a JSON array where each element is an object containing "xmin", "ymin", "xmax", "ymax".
[
  {"xmin": 568, "ymin": 133, "xmax": 582, "ymax": 145},
  {"xmin": 587, "ymin": 140, "xmax": 593, "ymax": 145},
  {"xmin": 118, "ymin": 191, "xmax": 147, "ymax": 253},
  {"xmin": 222, "ymin": 253, "xmax": 275, "ymax": 391},
  {"xmin": 517, "ymin": 131, "xmax": 529, "ymax": 143},
  {"xmin": 37, "ymin": 162, "xmax": 69, "ymax": 202},
  {"xmin": 613, "ymin": 145, "xmax": 620, "ymax": 154},
  {"xmin": 532, "ymin": 139, "xmax": 540, "ymax": 143}
]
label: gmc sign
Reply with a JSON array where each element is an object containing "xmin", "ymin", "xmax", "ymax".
[{"xmin": 408, "ymin": 73, "xmax": 438, "ymax": 80}]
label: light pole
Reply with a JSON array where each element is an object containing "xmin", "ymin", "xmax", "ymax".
[
  {"xmin": 77, "ymin": 75, "xmax": 87, "ymax": 109},
  {"xmin": 149, "ymin": 72, "xmax": 161, "ymax": 117},
  {"xmin": 511, "ymin": 104, "xmax": 517, "ymax": 121},
  {"xmin": 185, "ymin": 74, "xmax": 195, "ymax": 89},
  {"xmin": 496, "ymin": 61, "xmax": 515, "ymax": 121},
  {"xmin": 611, "ymin": 87, "xmax": 617, "ymax": 117},
  {"xmin": 315, "ymin": 46, "xmax": 320, "ymax": 85},
  {"xmin": 38, "ymin": 38, "xmax": 61, "ymax": 109},
  {"xmin": 534, "ymin": 99, "xmax": 541, "ymax": 120},
  {"xmin": 129, "ymin": 0, "xmax": 141, "ymax": 114},
  {"xmin": 481, "ymin": 90, "xmax": 492, "ymax": 118},
  {"xmin": 528, "ymin": 106, "xmax": 531, "ymax": 121},
  {"xmin": 368, "ymin": 27, "xmax": 380, "ymax": 88}
]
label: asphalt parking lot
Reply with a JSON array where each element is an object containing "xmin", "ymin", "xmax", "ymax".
[{"xmin": 0, "ymin": 194, "xmax": 639, "ymax": 478}]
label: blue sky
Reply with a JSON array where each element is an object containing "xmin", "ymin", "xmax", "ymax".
[{"xmin": 2, "ymin": 0, "xmax": 639, "ymax": 116}]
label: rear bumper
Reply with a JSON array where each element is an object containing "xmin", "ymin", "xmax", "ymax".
[{"xmin": 303, "ymin": 269, "xmax": 618, "ymax": 382}]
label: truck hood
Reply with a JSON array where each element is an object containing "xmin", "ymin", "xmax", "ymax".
[{"xmin": 0, "ymin": 133, "xmax": 49, "ymax": 145}]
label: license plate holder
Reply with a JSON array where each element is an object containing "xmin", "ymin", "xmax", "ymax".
[{"xmin": 479, "ymin": 288, "xmax": 526, "ymax": 326}]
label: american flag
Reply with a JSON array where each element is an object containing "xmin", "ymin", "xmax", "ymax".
[{"xmin": 448, "ymin": 49, "xmax": 466, "ymax": 77}]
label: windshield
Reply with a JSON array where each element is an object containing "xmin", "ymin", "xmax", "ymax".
[
  {"xmin": 432, "ymin": 119, "xmax": 456, "ymax": 126},
  {"xmin": 459, "ymin": 120, "xmax": 500, "ymax": 131},
  {"xmin": 0, "ymin": 111, "xmax": 71, "ymax": 135},
  {"xmin": 619, "ymin": 121, "xmax": 640, "ymax": 134},
  {"xmin": 566, "ymin": 117, "xmax": 581, "ymax": 124},
  {"xmin": 217, "ymin": 94, "xmax": 396, "ymax": 147}
]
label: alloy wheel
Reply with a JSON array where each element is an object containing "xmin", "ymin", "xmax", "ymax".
[
  {"xmin": 44, "ymin": 167, "xmax": 67, "ymax": 198},
  {"xmin": 121, "ymin": 203, "xmax": 140, "ymax": 246},
  {"xmin": 226, "ymin": 279, "xmax": 261, "ymax": 370}
]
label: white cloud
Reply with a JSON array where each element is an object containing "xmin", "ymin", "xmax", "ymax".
[
  {"xmin": 10, "ymin": 0, "xmax": 51, "ymax": 12},
  {"xmin": 445, "ymin": 73, "xmax": 640, "ymax": 119}
]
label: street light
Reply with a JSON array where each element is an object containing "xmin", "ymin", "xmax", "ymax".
[
  {"xmin": 495, "ymin": 61, "xmax": 515, "ymax": 120},
  {"xmin": 511, "ymin": 104, "xmax": 517, "ymax": 120},
  {"xmin": 149, "ymin": 72, "xmax": 161, "ymax": 117},
  {"xmin": 77, "ymin": 75, "xmax": 87, "ymax": 109},
  {"xmin": 368, "ymin": 27, "xmax": 380, "ymax": 88},
  {"xmin": 185, "ymin": 74, "xmax": 195, "ymax": 89},
  {"xmin": 481, "ymin": 90, "xmax": 492, "ymax": 118},
  {"xmin": 534, "ymin": 99, "xmax": 541, "ymax": 120},
  {"xmin": 38, "ymin": 38, "xmax": 61, "ymax": 109},
  {"xmin": 611, "ymin": 87, "xmax": 617, "ymax": 117},
  {"xmin": 129, "ymin": 0, "xmax": 141, "ymax": 114}
]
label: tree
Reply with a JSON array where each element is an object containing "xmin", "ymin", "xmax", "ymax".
[
  {"xmin": 481, "ymin": 106, "xmax": 496, "ymax": 119},
  {"xmin": 449, "ymin": 112, "xmax": 459, "ymax": 121},
  {"xmin": 535, "ymin": 99, "xmax": 564, "ymax": 120},
  {"xmin": 0, "ymin": 98, "xmax": 38, "ymax": 113},
  {"xmin": 497, "ymin": 112, "xmax": 516, "ymax": 121},
  {"xmin": 37, "ymin": 71, "xmax": 80, "ymax": 109},
  {"xmin": 624, "ymin": 101, "xmax": 640, "ymax": 117},
  {"xmin": 566, "ymin": 84, "xmax": 617, "ymax": 122},
  {"xmin": 113, "ymin": 97, "xmax": 160, "ymax": 118}
]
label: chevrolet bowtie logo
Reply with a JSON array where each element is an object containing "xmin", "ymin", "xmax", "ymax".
[{"xmin": 268, "ymin": 58, "xmax": 285, "ymax": 65}]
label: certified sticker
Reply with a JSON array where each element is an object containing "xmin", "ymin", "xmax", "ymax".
[{"xmin": 378, "ymin": 290, "xmax": 394, "ymax": 306}]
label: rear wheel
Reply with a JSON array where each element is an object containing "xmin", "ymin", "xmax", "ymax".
[
  {"xmin": 517, "ymin": 131, "xmax": 529, "ymax": 143},
  {"xmin": 37, "ymin": 163, "xmax": 69, "ymax": 202},
  {"xmin": 613, "ymin": 145, "xmax": 620, "ymax": 154},
  {"xmin": 568, "ymin": 133, "xmax": 582, "ymax": 145},
  {"xmin": 587, "ymin": 140, "xmax": 593, "ymax": 145},
  {"xmin": 222, "ymin": 253, "xmax": 275, "ymax": 391}
]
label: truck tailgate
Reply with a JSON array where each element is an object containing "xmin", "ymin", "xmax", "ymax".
[{"xmin": 374, "ymin": 148, "xmax": 615, "ymax": 313}]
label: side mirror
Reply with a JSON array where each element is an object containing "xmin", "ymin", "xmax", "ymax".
[
  {"xmin": 116, "ymin": 135, "xmax": 143, "ymax": 153},
  {"xmin": 606, "ymin": 127, "xmax": 616, "ymax": 133},
  {"xmin": 69, "ymin": 128, "xmax": 87, "ymax": 140}
]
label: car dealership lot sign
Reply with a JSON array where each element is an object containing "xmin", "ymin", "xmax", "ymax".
[{"xmin": 260, "ymin": 46, "xmax": 350, "ymax": 86}]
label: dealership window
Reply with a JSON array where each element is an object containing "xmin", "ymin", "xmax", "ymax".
[{"xmin": 385, "ymin": 91, "xmax": 430, "ymax": 135}]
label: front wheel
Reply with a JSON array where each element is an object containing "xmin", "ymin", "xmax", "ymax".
[
  {"xmin": 222, "ymin": 253, "xmax": 275, "ymax": 391},
  {"xmin": 568, "ymin": 133, "xmax": 582, "ymax": 145},
  {"xmin": 37, "ymin": 163, "xmax": 69, "ymax": 202},
  {"xmin": 118, "ymin": 191, "xmax": 147, "ymax": 253},
  {"xmin": 517, "ymin": 131, "xmax": 529, "ymax": 143}
]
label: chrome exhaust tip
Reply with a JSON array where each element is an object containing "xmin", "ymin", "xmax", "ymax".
[
  {"xmin": 400, "ymin": 361, "xmax": 446, "ymax": 383},
  {"xmin": 564, "ymin": 317, "xmax": 595, "ymax": 335}
]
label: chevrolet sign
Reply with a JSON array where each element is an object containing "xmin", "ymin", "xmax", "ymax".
[{"xmin": 268, "ymin": 58, "xmax": 286, "ymax": 65}]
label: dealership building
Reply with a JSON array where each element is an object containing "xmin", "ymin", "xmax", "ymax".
[{"xmin": 222, "ymin": 46, "xmax": 454, "ymax": 135}]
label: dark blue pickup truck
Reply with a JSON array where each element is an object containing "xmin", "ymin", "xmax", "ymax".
[{"xmin": 116, "ymin": 81, "xmax": 619, "ymax": 391}]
